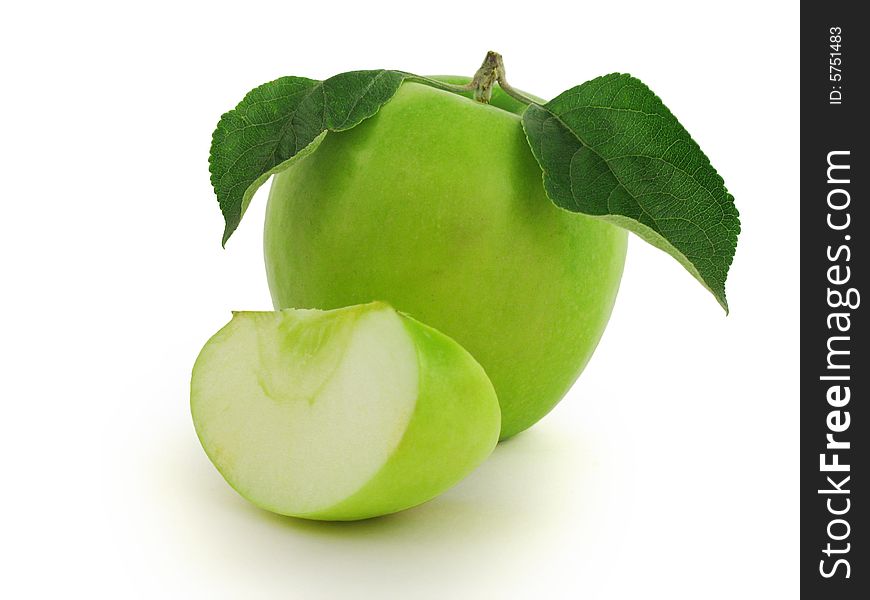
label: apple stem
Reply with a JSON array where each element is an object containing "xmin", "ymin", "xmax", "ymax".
[
  {"xmin": 404, "ymin": 51, "xmax": 539, "ymax": 107},
  {"xmin": 468, "ymin": 51, "xmax": 537, "ymax": 106}
]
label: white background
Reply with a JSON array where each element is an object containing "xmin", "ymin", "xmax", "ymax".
[{"xmin": 1, "ymin": 1, "xmax": 799, "ymax": 598}]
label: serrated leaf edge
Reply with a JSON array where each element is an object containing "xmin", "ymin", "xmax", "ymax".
[
  {"xmin": 520, "ymin": 74, "xmax": 739, "ymax": 313},
  {"xmin": 209, "ymin": 71, "xmax": 407, "ymax": 246}
]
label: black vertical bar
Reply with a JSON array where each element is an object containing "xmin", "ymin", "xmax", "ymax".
[{"xmin": 801, "ymin": 3, "xmax": 867, "ymax": 597}]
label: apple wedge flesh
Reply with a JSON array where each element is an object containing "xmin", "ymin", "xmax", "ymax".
[{"xmin": 190, "ymin": 302, "xmax": 500, "ymax": 520}]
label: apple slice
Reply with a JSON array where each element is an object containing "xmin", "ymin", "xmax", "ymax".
[{"xmin": 190, "ymin": 302, "xmax": 500, "ymax": 520}]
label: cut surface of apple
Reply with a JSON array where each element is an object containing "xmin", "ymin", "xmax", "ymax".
[{"xmin": 191, "ymin": 302, "xmax": 500, "ymax": 521}]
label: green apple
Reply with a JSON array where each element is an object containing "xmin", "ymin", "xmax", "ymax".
[
  {"xmin": 190, "ymin": 302, "xmax": 500, "ymax": 520},
  {"xmin": 264, "ymin": 79, "xmax": 628, "ymax": 439}
]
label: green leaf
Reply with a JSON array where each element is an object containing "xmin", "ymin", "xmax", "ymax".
[
  {"xmin": 522, "ymin": 74, "xmax": 740, "ymax": 312},
  {"xmin": 209, "ymin": 70, "xmax": 406, "ymax": 245}
]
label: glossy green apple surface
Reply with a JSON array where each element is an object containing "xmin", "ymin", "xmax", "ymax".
[
  {"xmin": 264, "ymin": 80, "xmax": 627, "ymax": 440},
  {"xmin": 191, "ymin": 302, "xmax": 500, "ymax": 520}
]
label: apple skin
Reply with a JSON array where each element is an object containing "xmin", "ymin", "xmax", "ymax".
[
  {"xmin": 264, "ymin": 80, "xmax": 627, "ymax": 440},
  {"xmin": 316, "ymin": 307, "xmax": 501, "ymax": 520}
]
